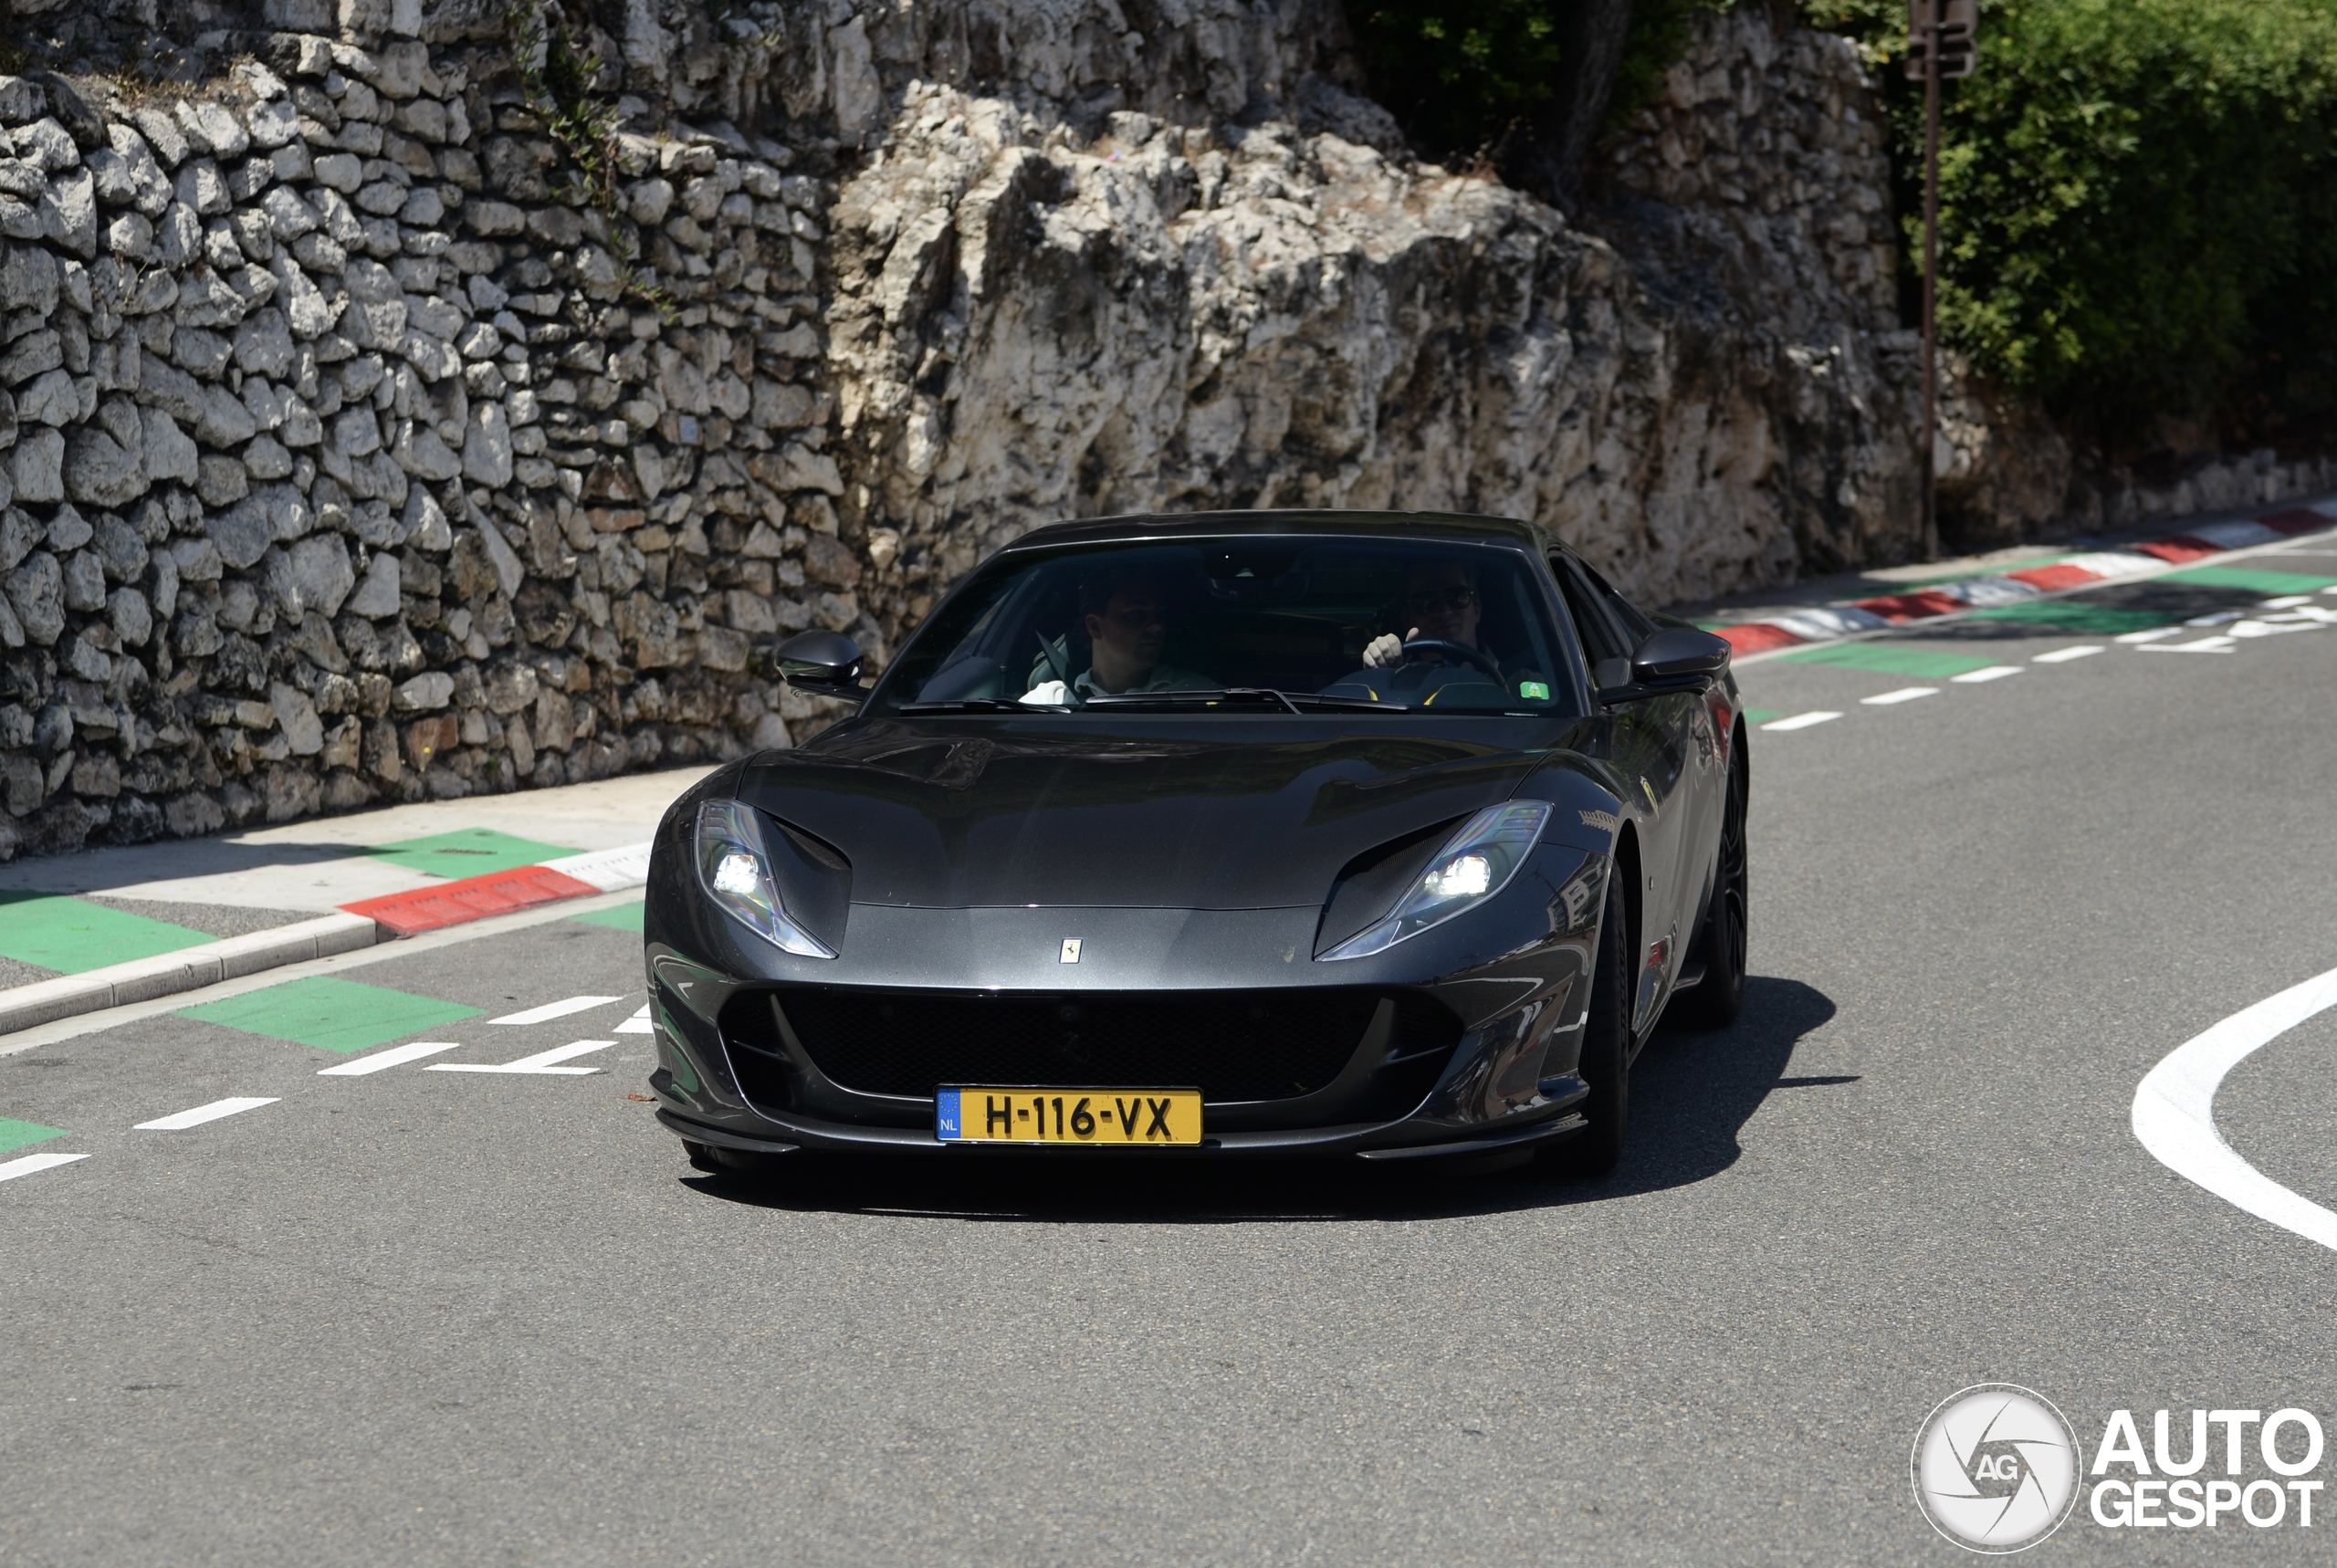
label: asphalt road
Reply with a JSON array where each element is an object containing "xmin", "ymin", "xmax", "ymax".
[{"xmin": 5, "ymin": 537, "xmax": 2337, "ymax": 1565}]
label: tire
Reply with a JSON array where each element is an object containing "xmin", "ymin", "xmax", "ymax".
[
  {"xmin": 683, "ymin": 1140, "xmax": 723, "ymax": 1174},
  {"xmin": 1539, "ymin": 862, "xmax": 1631, "ymax": 1176},
  {"xmin": 1676, "ymin": 748, "xmax": 1748, "ymax": 1030}
]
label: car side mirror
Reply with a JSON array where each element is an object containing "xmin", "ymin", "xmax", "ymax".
[
  {"xmin": 761, "ymin": 629, "xmax": 867, "ymax": 695},
  {"xmin": 1630, "ymin": 627, "xmax": 1731, "ymax": 684},
  {"xmin": 1598, "ymin": 627, "xmax": 1731, "ymax": 705}
]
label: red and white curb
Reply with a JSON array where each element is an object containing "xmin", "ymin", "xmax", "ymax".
[
  {"xmin": 340, "ymin": 842, "xmax": 652, "ymax": 936},
  {"xmin": 0, "ymin": 843, "xmax": 653, "ymax": 1037},
  {"xmin": 1714, "ymin": 504, "xmax": 2337, "ymax": 656}
]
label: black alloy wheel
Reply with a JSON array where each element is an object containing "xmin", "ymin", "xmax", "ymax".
[
  {"xmin": 1540, "ymin": 861, "xmax": 1631, "ymax": 1176},
  {"xmin": 1677, "ymin": 749, "xmax": 1749, "ymax": 1030}
]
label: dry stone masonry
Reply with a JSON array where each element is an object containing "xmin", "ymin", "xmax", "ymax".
[
  {"xmin": 3, "ymin": 0, "xmax": 2324, "ymax": 859},
  {"xmin": 0, "ymin": 4, "xmax": 866, "ymax": 858}
]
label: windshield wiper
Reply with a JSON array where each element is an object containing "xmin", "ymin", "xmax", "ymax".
[
  {"xmin": 898, "ymin": 697, "xmax": 1055, "ymax": 713},
  {"xmin": 1083, "ymin": 688, "xmax": 1408, "ymax": 715}
]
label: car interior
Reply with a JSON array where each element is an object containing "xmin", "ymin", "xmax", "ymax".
[{"xmin": 892, "ymin": 539, "xmax": 1575, "ymax": 714}]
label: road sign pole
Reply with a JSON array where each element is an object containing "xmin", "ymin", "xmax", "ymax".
[{"xmin": 1919, "ymin": 12, "xmax": 1942, "ymax": 561}]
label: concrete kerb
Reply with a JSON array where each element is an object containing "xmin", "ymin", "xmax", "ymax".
[
  {"xmin": 0, "ymin": 913, "xmax": 385, "ymax": 1036},
  {"xmin": 0, "ymin": 887, "xmax": 647, "ymax": 1059},
  {"xmin": 0, "ymin": 766, "xmax": 698, "ymax": 1041}
]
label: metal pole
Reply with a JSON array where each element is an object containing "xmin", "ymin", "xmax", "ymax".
[{"xmin": 1919, "ymin": 9, "xmax": 1942, "ymax": 560}]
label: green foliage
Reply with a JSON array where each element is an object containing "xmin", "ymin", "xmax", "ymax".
[
  {"xmin": 1351, "ymin": 0, "xmax": 1732, "ymax": 162},
  {"xmin": 1352, "ymin": 0, "xmax": 1565, "ymax": 156},
  {"xmin": 507, "ymin": 0, "xmax": 677, "ymax": 320},
  {"xmin": 1814, "ymin": 0, "xmax": 2337, "ymax": 446},
  {"xmin": 1612, "ymin": 0, "xmax": 1739, "ymax": 127}
]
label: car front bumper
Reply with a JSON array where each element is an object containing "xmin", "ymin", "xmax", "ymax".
[{"xmin": 641, "ymin": 803, "xmax": 1611, "ymax": 1165}]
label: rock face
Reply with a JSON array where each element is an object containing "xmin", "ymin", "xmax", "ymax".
[
  {"xmin": 0, "ymin": 0, "xmax": 2326, "ymax": 859},
  {"xmin": 823, "ymin": 5, "xmax": 1918, "ymax": 618}
]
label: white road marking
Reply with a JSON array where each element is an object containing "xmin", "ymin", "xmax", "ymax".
[
  {"xmin": 0, "ymin": 1151, "xmax": 90, "ymax": 1183},
  {"xmin": 2031, "ymin": 645, "xmax": 2104, "ymax": 664},
  {"xmin": 1949, "ymin": 665, "xmax": 2023, "ymax": 684},
  {"xmin": 616, "ymin": 1006, "xmax": 654, "ymax": 1035},
  {"xmin": 2116, "ymin": 627, "xmax": 2184, "ymax": 643},
  {"xmin": 1761, "ymin": 711, "xmax": 1841, "ymax": 732},
  {"xmin": 488, "ymin": 995, "xmax": 624, "ymax": 1026},
  {"xmin": 134, "ymin": 1097, "xmax": 278, "ymax": 1131},
  {"xmin": 2184, "ymin": 610, "xmax": 2243, "ymax": 626},
  {"xmin": 427, "ymin": 1040, "xmax": 616, "ymax": 1076},
  {"xmin": 2133, "ymin": 961, "xmax": 2337, "ymax": 1254},
  {"xmin": 318, "ymin": 1040, "xmax": 464, "ymax": 1075},
  {"xmin": 1860, "ymin": 686, "xmax": 1938, "ymax": 706},
  {"xmin": 2139, "ymin": 635, "xmax": 2237, "ymax": 653},
  {"xmin": 2258, "ymin": 595, "xmax": 2315, "ymax": 609}
]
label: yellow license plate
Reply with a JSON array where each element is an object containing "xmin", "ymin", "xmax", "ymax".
[{"xmin": 936, "ymin": 1088, "xmax": 1202, "ymax": 1145}]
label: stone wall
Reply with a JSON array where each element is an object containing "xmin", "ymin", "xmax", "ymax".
[{"xmin": 0, "ymin": 5, "xmax": 862, "ymax": 858}]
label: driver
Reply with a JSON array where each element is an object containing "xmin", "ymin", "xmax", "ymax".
[
  {"xmin": 1022, "ymin": 569, "xmax": 1213, "ymax": 705},
  {"xmin": 1363, "ymin": 560, "xmax": 1495, "ymax": 674}
]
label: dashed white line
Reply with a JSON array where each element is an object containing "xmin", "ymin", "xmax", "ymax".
[
  {"xmin": 616, "ymin": 1006, "xmax": 654, "ymax": 1035},
  {"xmin": 1860, "ymin": 686, "xmax": 1938, "ymax": 706},
  {"xmin": 2117, "ymin": 627, "xmax": 2183, "ymax": 643},
  {"xmin": 2133, "ymin": 961, "xmax": 2337, "ymax": 1255},
  {"xmin": 318, "ymin": 1041, "xmax": 465, "ymax": 1076},
  {"xmin": 0, "ymin": 1151, "xmax": 89, "ymax": 1184},
  {"xmin": 427, "ymin": 1040, "xmax": 616, "ymax": 1076},
  {"xmin": 488, "ymin": 995, "xmax": 625, "ymax": 1026},
  {"xmin": 135, "ymin": 1097, "xmax": 279, "ymax": 1131},
  {"xmin": 1949, "ymin": 665, "xmax": 2023, "ymax": 684},
  {"xmin": 1762, "ymin": 711, "xmax": 1841, "ymax": 732},
  {"xmin": 2031, "ymin": 645, "xmax": 2104, "ymax": 664},
  {"xmin": 2139, "ymin": 635, "xmax": 2237, "ymax": 653}
]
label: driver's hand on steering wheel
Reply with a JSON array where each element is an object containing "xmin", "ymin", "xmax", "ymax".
[{"xmin": 1363, "ymin": 628, "xmax": 1420, "ymax": 669}]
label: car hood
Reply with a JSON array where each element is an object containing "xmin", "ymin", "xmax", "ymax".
[{"xmin": 733, "ymin": 720, "xmax": 1547, "ymax": 909}]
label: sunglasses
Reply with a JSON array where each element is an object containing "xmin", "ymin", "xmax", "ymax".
[{"xmin": 1404, "ymin": 586, "xmax": 1479, "ymax": 612}]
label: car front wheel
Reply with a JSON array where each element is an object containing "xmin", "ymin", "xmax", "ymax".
[{"xmin": 1540, "ymin": 860, "xmax": 1631, "ymax": 1176}]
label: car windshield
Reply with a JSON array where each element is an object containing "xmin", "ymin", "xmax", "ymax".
[{"xmin": 872, "ymin": 537, "xmax": 1580, "ymax": 717}]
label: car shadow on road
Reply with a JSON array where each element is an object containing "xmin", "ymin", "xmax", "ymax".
[{"xmin": 683, "ymin": 975, "xmax": 1840, "ymax": 1225}]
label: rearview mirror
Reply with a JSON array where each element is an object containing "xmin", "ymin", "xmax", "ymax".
[{"xmin": 762, "ymin": 629, "xmax": 866, "ymax": 694}]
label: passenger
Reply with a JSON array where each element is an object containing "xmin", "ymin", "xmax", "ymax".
[{"xmin": 1022, "ymin": 569, "xmax": 1214, "ymax": 705}]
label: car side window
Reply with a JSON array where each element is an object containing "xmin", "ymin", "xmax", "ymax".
[
  {"xmin": 1577, "ymin": 559, "xmax": 1658, "ymax": 644},
  {"xmin": 1551, "ymin": 555, "xmax": 1630, "ymax": 670}
]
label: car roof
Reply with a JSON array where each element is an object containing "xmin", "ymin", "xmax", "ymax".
[{"xmin": 1002, "ymin": 508, "xmax": 1556, "ymax": 556}]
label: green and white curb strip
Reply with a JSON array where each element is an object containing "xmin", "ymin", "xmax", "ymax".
[{"xmin": 1713, "ymin": 503, "xmax": 2337, "ymax": 656}]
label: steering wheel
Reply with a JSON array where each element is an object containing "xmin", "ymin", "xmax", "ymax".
[{"xmin": 1400, "ymin": 638, "xmax": 1504, "ymax": 681}]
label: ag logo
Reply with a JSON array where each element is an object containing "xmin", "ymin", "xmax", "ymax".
[{"xmin": 1912, "ymin": 1385, "xmax": 2083, "ymax": 1552}]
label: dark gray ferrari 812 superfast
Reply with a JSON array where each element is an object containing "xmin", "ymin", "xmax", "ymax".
[{"xmin": 641, "ymin": 509, "xmax": 1749, "ymax": 1175}]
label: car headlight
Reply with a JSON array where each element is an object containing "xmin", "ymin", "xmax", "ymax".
[
  {"xmin": 695, "ymin": 799, "xmax": 835, "ymax": 958},
  {"xmin": 1318, "ymin": 800, "xmax": 1551, "ymax": 961}
]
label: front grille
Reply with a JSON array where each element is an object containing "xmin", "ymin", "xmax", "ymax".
[{"xmin": 773, "ymin": 988, "xmax": 1392, "ymax": 1103}]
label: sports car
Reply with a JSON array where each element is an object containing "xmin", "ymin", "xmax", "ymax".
[{"xmin": 641, "ymin": 509, "xmax": 1749, "ymax": 1174}]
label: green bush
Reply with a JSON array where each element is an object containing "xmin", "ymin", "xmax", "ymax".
[
  {"xmin": 1808, "ymin": 0, "xmax": 2337, "ymax": 449},
  {"xmin": 1350, "ymin": 1, "xmax": 1730, "ymax": 164}
]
